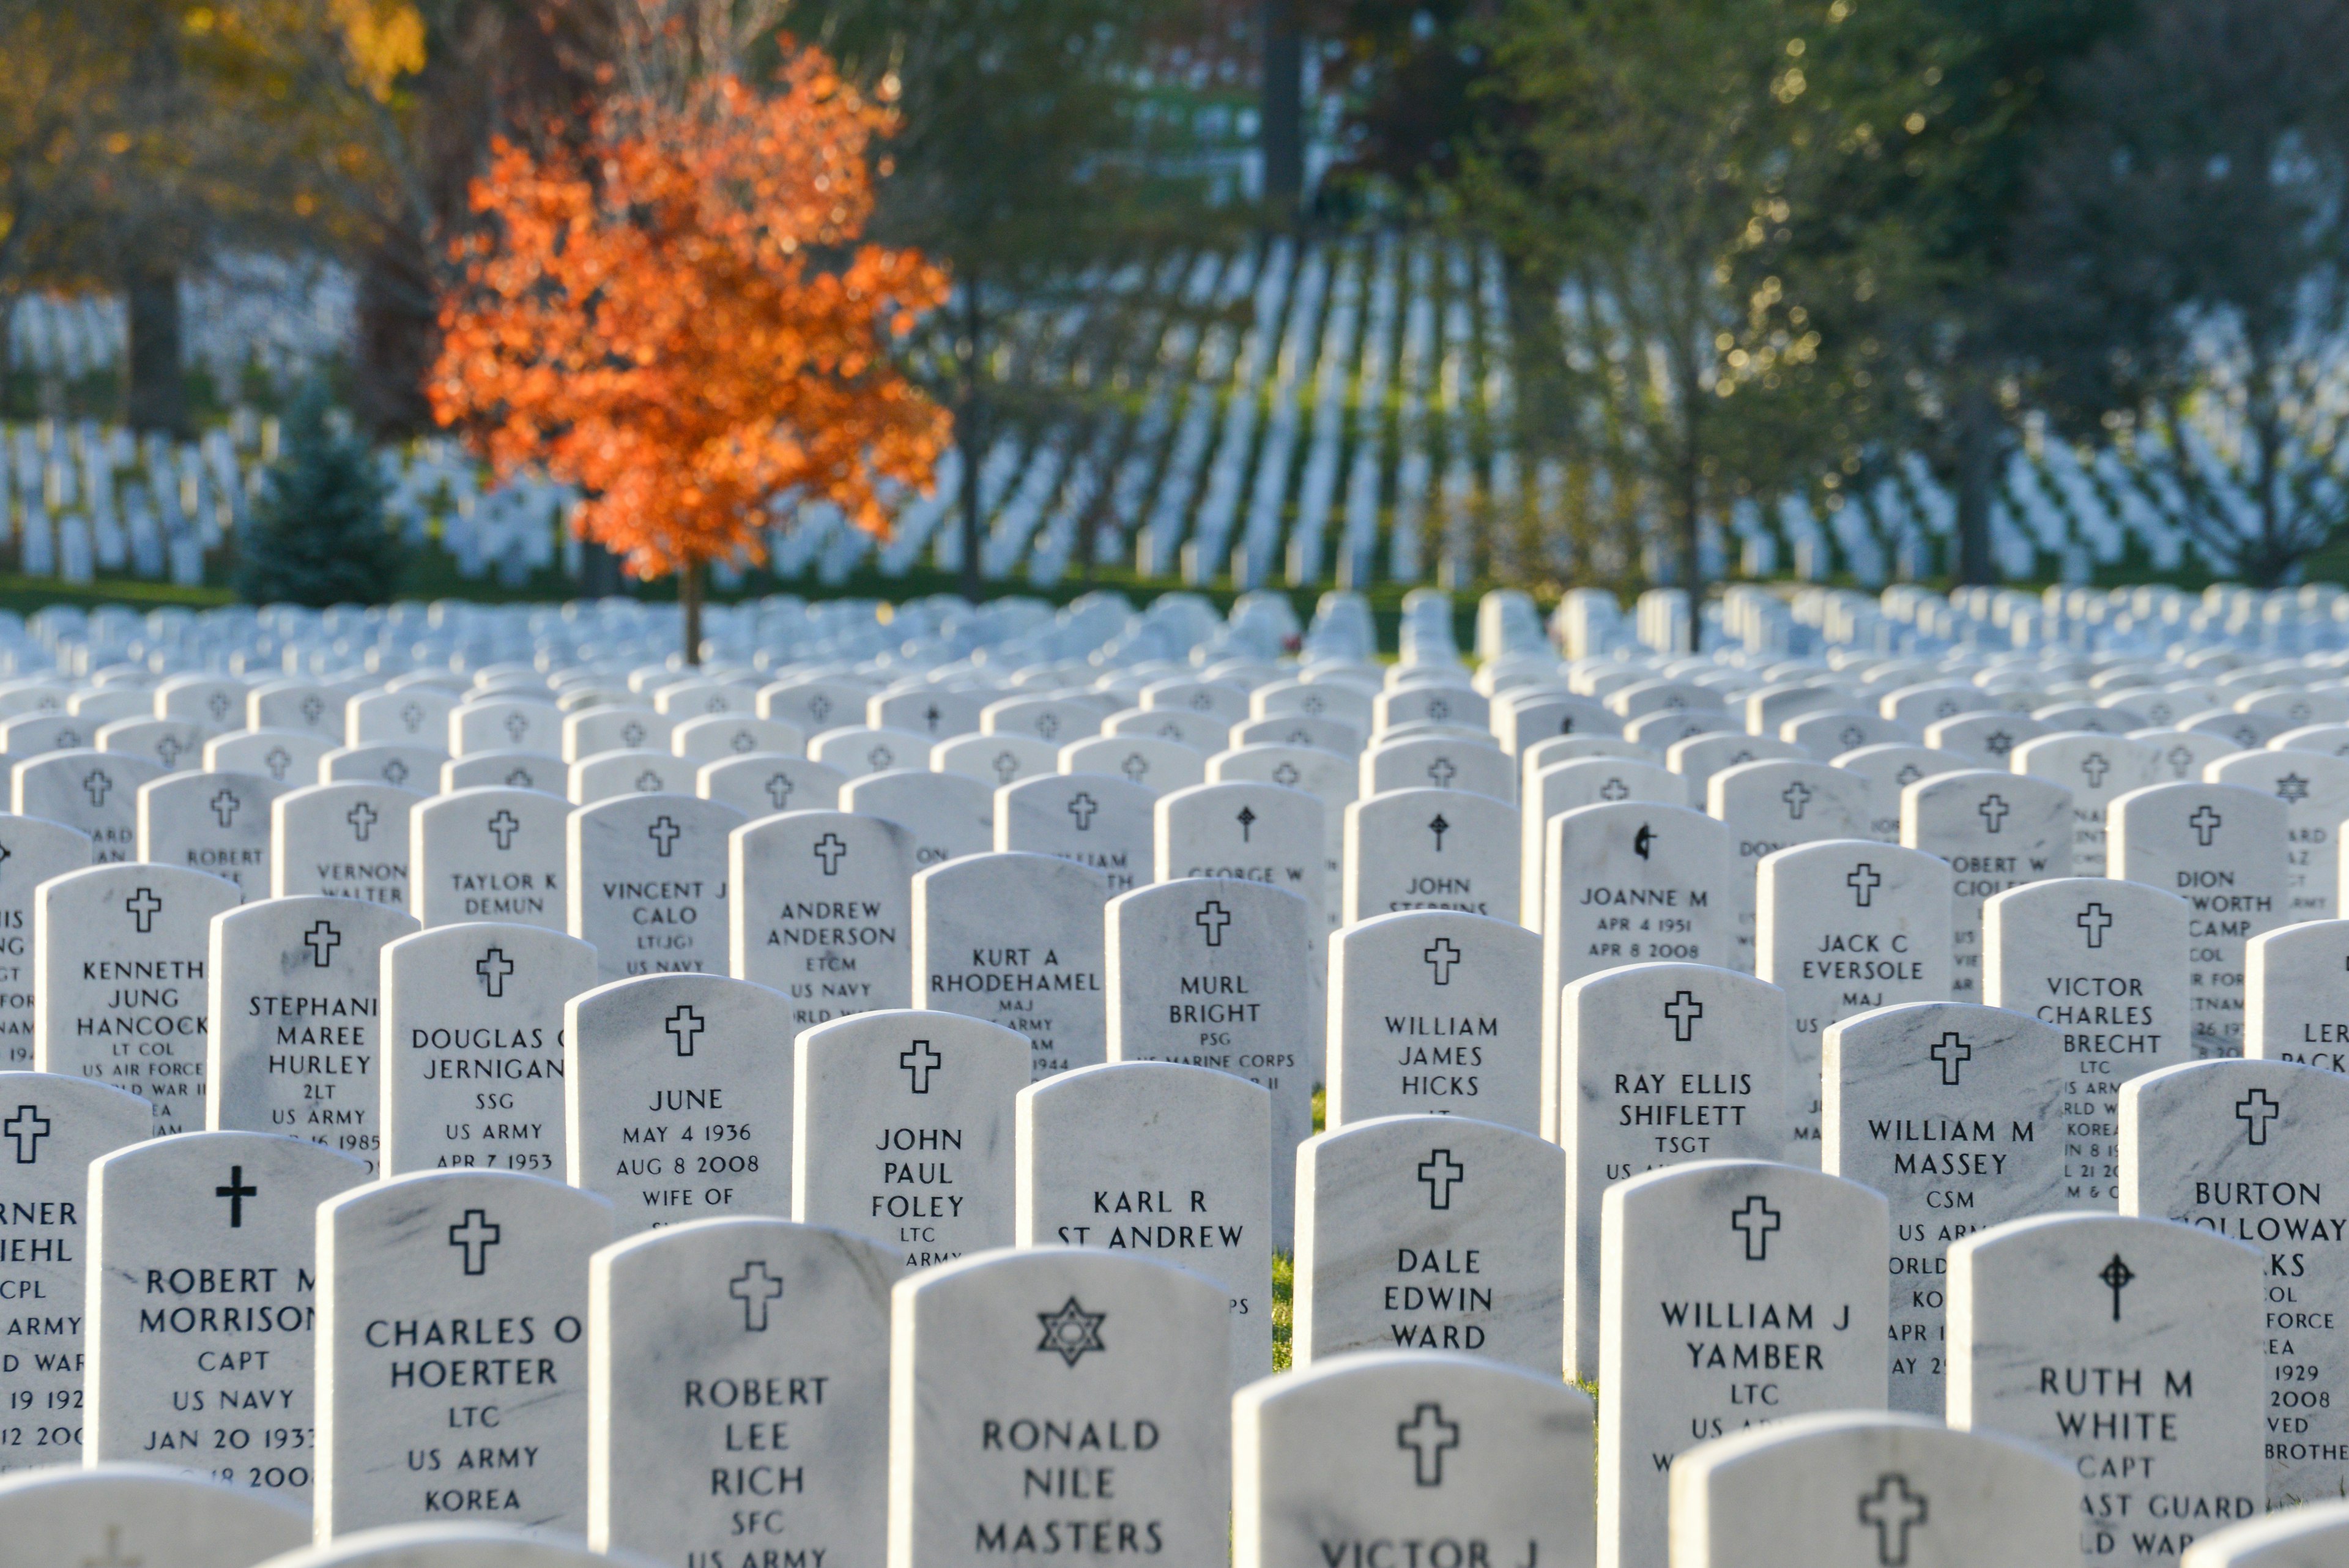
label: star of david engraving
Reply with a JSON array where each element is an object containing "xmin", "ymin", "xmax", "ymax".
[
  {"xmin": 215, "ymin": 1165, "xmax": 257, "ymax": 1228},
  {"xmin": 1858, "ymin": 1474, "xmax": 1928, "ymax": 1567},
  {"xmin": 2278, "ymin": 773, "xmax": 2312, "ymax": 805},
  {"xmin": 450, "ymin": 1208, "xmax": 501, "ymax": 1275},
  {"xmin": 667, "ymin": 1005, "xmax": 705, "ymax": 1058},
  {"xmin": 5, "ymin": 1104, "xmax": 51, "ymax": 1163},
  {"xmin": 1397, "ymin": 1403, "xmax": 1460, "ymax": 1486},
  {"xmin": 1730, "ymin": 1194, "xmax": 1781, "ymax": 1260},
  {"xmin": 477, "ymin": 946, "xmax": 514, "ymax": 998},
  {"xmin": 1036, "ymin": 1297, "xmax": 1108, "ymax": 1366},
  {"xmin": 1418, "ymin": 1150, "xmax": 1465, "ymax": 1209},
  {"xmin": 2238, "ymin": 1088, "xmax": 2280, "ymax": 1146},
  {"xmin": 124, "ymin": 886, "xmax": 162, "ymax": 934},
  {"xmin": 303, "ymin": 921, "xmax": 341, "ymax": 968},
  {"xmin": 1983, "ymin": 730, "xmax": 2016, "ymax": 759},
  {"xmin": 730, "ymin": 729, "xmax": 756, "ymax": 754},
  {"xmin": 731, "ymin": 1261, "xmax": 784, "ymax": 1331},
  {"xmin": 866, "ymin": 744, "xmax": 894, "ymax": 771}
]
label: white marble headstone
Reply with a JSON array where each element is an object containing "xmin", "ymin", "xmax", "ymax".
[
  {"xmin": 565, "ymin": 794, "xmax": 741, "ymax": 983},
  {"xmin": 914, "ymin": 853, "xmax": 1109, "ymax": 1080},
  {"xmin": 0, "ymin": 1463, "xmax": 310, "ymax": 1565},
  {"xmin": 0, "ymin": 813, "xmax": 93, "ymax": 1066},
  {"xmin": 1343, "ymin": 787, "xmax": 1520, "ymax": 924},
  {"xmin": 273, "ymin": 782, "xmax": 423, "ymax": 908},
  {"xmin": 2110, "ymin": 782, "xmax": 2290, "ymax": 1057},
  {"xmin": 14, "ymin": 749, "xmax": 160, "ymax": 863},
  {"xmin": 1326, "ymin": 910, "xmax": 1541, "ymax": 1134},
  {"xmin": 410, "ymin": 789, "xmax": 570, "ymax": 932}
]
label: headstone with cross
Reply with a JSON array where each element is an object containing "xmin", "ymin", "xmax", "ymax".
[
  {"xmin": 1255, "ymin": 675, "xmax": 1378, "ymax": 737},
  {"xmin": 1155, "ymin": 780, "xmax": 1328, "ymax": 941},
  {"xmin": 807, "ymin": 723, "xmax": 936, "ymax": 780},
  {"xmin": 1228, "ymin": 710, "xmax": 1367, "ymax": 757},
  {"xmin": 2121, "ymin": 1055, "xmax": 2349, "ymax": 1506},
  {"xmin": 1293, "ymin": 1112, "xmax": 1565, "ymax": 1375},
  {"xmin": 669, "ymin": 712, "xmax": 806, "ymax": 767},
  {"xmin": 1105, "ymin": 877, "xmax": 1318, "ymax": 1248},
  {"xmin": 1706, "ymin": 759, "xmax": 1871, "ymax": 976},
  {"xmin": 134, "ymin": 770, "xmax": 287, "ymax": 902},
  {"xmin": 349, "ymin": 686, "xmax": 457, "ymax": 748},
  {"xmin": 97, "ymin": 716, "xmax": 220, "ymax": 774},
  {"xmin": 205, "ymin": 727, "xmax": 335, "ymax": 788},
  {"xmin": 1597, "ymin": 1160, "xmax": 1888, "ymax": 1568},
  {"xmin": 560, "ymin": 703, "xmax": 674, "ymax": 764},
  {"xmin": 410, "ymin": 787, "xmax": 570, "ymax": 932},
  {"xmin": 85, "ymin": 1129, "xmax": 366, "ymax": 1492},
  {"xmin": 565, "ymin": 793, "xmax": 742, "ymax": 984},
  {"xmin": 563, "ymin": 972, "xmax": 791, "ymax": 1233},
  {"xmin": 0, "ymin": 710, "xmax": 92, "ymax": 759},
  {"xmin": 1948, "ymin": 1211, "xmax": 2263, "ymax": 1562},
  {"xmin": 1822, "ymin": 1000, "xmax": 2069, "ymax": 1414},
  {"xmin": 995, "ymin": 773, "xmax": 1154, "ymax": 897},
  {"xmin": 695, "ymin": 751, "xmax": 849, "ymax": 820},
  {"xmin": 1014, "ymin": 1060, "xmax": 1272, "ymax": 1387},
  {"xmin": 207, "ymin": 895, "xmax": 418, "ymax": 1173},
  {"xmin": 1830, "ymin": 742, "xmax": 1968, "ymax": 844},
  {"xmin": 1362, "ymin": 734, "xmax": 1515, "ymax": 804},
  {"xmin": 0, "ymin": 1464, "xmax": 311, "ymax": 1566},
  {"xmin": 1879, "ymin": 679, "xmax": 1998, "ymax": 732},
  {"xmin": 13, "ymin": 749, "xmax": 160, "ymax": 864},
  {"xmin": 1375, "ymin": 683, "xmax": 1492, "ymax": 738},
  {"xmin": 587, "ymin": 1215, "xmax": 899, "ymax": 1563},
  {"xmin": 842, "ymin": 768, "xmax": 995, "ymax": 869},
  {"xmin": 869, "ymin": 683, "xmax": 990, "ymax": 740},
  {"xmin": 2014, "ymin": 731, "xmax": 2162, "ymax": 872},
  {"xmin": 154, "ymin": 675, "xmax": 250, "ymax": 732},
  {"xmin": 441, "ymin": 747, "xmax": 566, "ymax": 795},
  {"xmin": 448, "ymin": 696, "xmax": 560, "ymax": 758},
  {"xmin": 1559, "ymin": 968, "xmax": 1791, "ymax": 1382},
  {"xmin": 1325, "ymin": 911, "xmax": 1542, "ymax": 1137},
  {"xmin": 756, "ymin": 676, "xmax": 886, "ymax": 738},
  {"xmin": 1781, "ymin": 706, "xmax": 1917, "ymax": 762},
  {"xmin": 314, "ymin": 1169, "xmax": 614, "ymax": 1536},
  {"xmin": 914, "ymin": 852, "xmax": 1111, "ymax": 1080},
  {"xmin": 269, "ymin": 781, "xmax": 423, "ymax": 908},
  {"xmin": 1235, "ymin": 1350, "xmax": 1595, "ymax": 1568},
  {"xmin": 2208, "ymin": 748, "xmax": 2349, "ymax": 924},
  {"xmin": 1208, "ymin": 743, "xmax": 1359, "ymax": 927},
  {"xmin": 1983, "ymin": 876, "xmax": 2193, "ymax": 1201},
  {"xmin": 378, "ymin": 922, "xmax": 598, "ymax": 1176},
  {"xmin": 1663, "ymin": 732, "xmax": 1807, "ymax": 800},
  {"xmin": 2111, "ymin": 781, "xmax": 2290, "ymax": 1057},
  {"xmin": 248, "ymin": 678, "xmax": 344, "ymax": 739},
  {"xmin": 1491, "ymin": 689, "xmax": 1618, "ymax": 756},
  {"xmin": 1343, "ymin": 787, "xmax": 1520, "ymax": 926},
  {"xmin": 1141, "ymin": 677, "xmax": 1252, "ymax": 727},
  {"xmin": 320, "ymin": 741, "xmax": 451, "ymax": 793},
  {"xmin": 978, "ymin": 695, "xmax": 1105, "ymax": 748},
  {"xmin": 1520, "ymin": 757, "xmax": 1688, "ymax": 928},
  {"xmin": 791, "ymin": 1009, "xmax": 1025, "ymax": 1270},
  {"xmin": 931, "ymin": 730, "xmax": 1059, "ymax": 790},
  {"xmin": 2245, "ymin": 917, "xmax": 2349, "ymax": 1073},
  {"xmin": 1061, "ymin": 733, "xmax": 1208, "ymax": 796},
  {"xmin": 35, "ymin": 863, "xmax": 241, "ymax": 1135},
  {"xmin": 0, "ymin": 1071, "xmax": 149, "ymax": 1470},
  {"xmin": 1757, "ymin": 841, "xmax": 1954, "ymax": 1164},
  {"xmin": 0, "ymin": 814, "xmax": 92, "ymax": 1066},
  {"xmin": 1899, "ymin": 768, "xmax": 2071, "ymax": 1001},
  {"xmin": 566, "ymin": 747, "xmax": 691, "ymax": 805},
  {"xmin": 650, "ymin": 676, "xmax": 757, "ymax": 722},
  {"xmin": 728, "ymin": 808, "xmax": 918, "ymax": 1025},
  {"xmin": 1665, "ymin": 1411, "xmax": 2078, "ymax": 1568},
  {"xmin": 1624, "ymin": 708, "xmax": 1739, "ymax": 753},
  {"xmin": 886, "ymin": 1247, "xmax": 1228, "ymax": 1568}
]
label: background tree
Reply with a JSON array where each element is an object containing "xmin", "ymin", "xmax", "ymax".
[
  {"xmin": 430, "ymin": 53, "xmax": 949, "ymax": 661},
  {"xmin": 236, "ymin": 377, "xmax": 401, "ymax": 604}
]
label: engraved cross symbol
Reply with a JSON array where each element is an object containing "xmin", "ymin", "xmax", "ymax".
[
  {"xmin": 486, "ymin": 809, "xmax": 521, "ymax": 850},
  {"xmin": 1068, "ymin": 792, "xmax": 1099, "ymax": 830},
  {"xmin": 124, "ymin": 886, "xmax": 162, "ymax": 934},
  {"xmin": 156, "ymin": 736, "xmax": 184, "ymax": 768},
  {"xmin": 1419, "ymin": 1150, "xmax": 1466, "ymax": 1209},
  {"xmin": 347, "ymin": 802, "xmax": 378, "ymax": 842},
  {"xmin": 634, "ymin": 770, "xmax": 664, "ymax": 793},
  {"xmin": 1273, "ymin": 762, "xmax": 1301, "ymax": 787},
  {"xmin": 215, "ymin": 1165, "xmax": 257, "ymax": 1228},
  {"xmin": 621, "ymin": 720, "xmax": 647, "ymax": 749},
  {"xmin": 1781, "ymin": 781, "xmax": 1814, "ymax": 820},
  {"xmin": 1858, "ymin": 1474, "xmax": 1929, "ymax": 1567},
  {"xmin": 2082, "ymin": 753, "xmax": 2110, "ymax": 788},
  {"xmin": 1930, "ymin": 1032, "xmax": 1971, "ymax": 1087},
  {"xmin": 993, "ymin": 751, "xmax": 1021, "ymax": 784},
  {"xmin": 764, "ymin": 773, "xmax": 794, "ymax": 809},
  {"xmin": 2190, "ymin": 805, "xmax": 2224, "ymax": 847},
  {"xmin": 264, "ymin": 747, "xmax": 291, "ymax": 782},
  {"xmin": 83, "ymin": 769, "xmax": 113, "ymax": 806},
  {"xmin": 1196, "ymin": 901, "xmax": 1233, "ymax": 946},
  {"xmin": 1036, "ymin": 713, "xmax": 1060, "ymax": 741},
  {"xmin": 1424, "ymin": 938, "xmax": 1461, "ymax": 984},
  {"xmin": 1427, "ymin": 757, "xmax": 1457, "ymax": 788},
  {"xmin": 400, "ymin": 701, "xmax": 425, "ymax": 734},
  {"xmin": 303, "ymin": 921, "xmax": 341, "ymax": 968},
  {"xmin": 1600, "ymin": 777, "xmax": 1630, "ymax": 801},
  {"xmin": 1664, "ymin": 990, "xmax": 1702, "ymax": 1041},
  {"xmin": 813, "ymin": 833, "xmax": 848, "ymax": 874},
  {"xmin": 5, "ymin": 1104, "xmax": 51, "ymax": 1162},
  {"xmin": 209, "ymin": 788, "xmax": 241, "ymax": 828},
  {"xmin": 1847, "ymin": 863, "xmax": 1882, "ymax": 907},
  {"xmin": 666, "ymin": 1005, "xmax": 705, "ymax": 1058},
  {"xmin": 1397, "ymin": 1403, "xmax": 1460, "ymax": 1487},
  {"xmin": 382, "ymin": 759, "xmax": 409, "ymax": 786},
  {"xmin": 477, "ymin": 946, "xmax": 514, "ymax": 998},
  {"xmin": 1978, "ymin": 794, "xmax": 2009, "ymax": 834},
  {"xmin": 1236, "ymin": 806, "xmax": 1256, "ymax": 841},
  {"xmin": 449, "ymin": 1208, "xmax": 501, "ymax": 1275},
  {"xmin": 730, "ymin": 1261, "xmax": 784, "ymax": 1331},
  {"xmin": 648, "ymin": 816, "xmax": 682, "ymax": 857},
  {"xmin": 2100, "ymin": 1253, "xmax": 2135, "ymax": 1321},
  {"xmin": 866, "ymin": 744, "xmax": 894, "ymax": 771},
  {"xmin": 1121, "ymin": 753, "xmax": 1151, "ymax": 784},
  {"xmin": 2238, "ymin": 1088, "xmax": 2281, "ymax": 1146},
  {"xmin": 503, "ymin": 711, "xmax": 530, "ymax": 745},
  {"xmin": 1428, "ymin": 813, "xmax": 1450, "ymax": 850},
  {"xmin": 901, "ymin": 1039, "xmax": 943, "ymax": 1093},
  {"xmin": 729, "ymin": 730, "xmax": 755, "ymax": 754},
  {"xmin": 2078, "ymin": 902, "xmax": 2113, "ymax": 948},
  {"xmin": 302, "ymin": 694, "xmax": 325, "ymax": 726},
  {"xmin": 1730, "ymin": 1194, "xmax": 1781, "ymax": 1261}
]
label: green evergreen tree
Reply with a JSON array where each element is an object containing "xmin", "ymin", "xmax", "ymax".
[{"xmin": 236, "ymin": 382, "xmax": 401, "ymax": 606}]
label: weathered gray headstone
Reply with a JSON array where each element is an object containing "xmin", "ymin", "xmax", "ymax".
[
  {"xmin": 996, "ymin": 773, "xmax": 1154, "ymax": 896},
  {"xmin": 273, "ymin": 782, "xmax": 423, "ymax": 908},
  {"xmin": 728, "ymin": 808, "xmax": 918, "ymax": 1026},
  {"xmin": 1707, "ymin": 759, "xmax": 1871, "ymax": 975},
  {"xmin": 2111, "ymin": 782, "xmax": 2290, "ymax": 1057},
  {"xmin": 566, "ymin": 794, "xmax": 741, "ymax": 983},
  {"xmin": 914, "ymin": 852, "xmax": 1110, "ymax": 1080},
  {"xmin": 1343, "ymin": 787, "xmax": 1520, "ymax": 924},
  {"xmin": 13, "ymin": 749, "xmax": 159, "ymax": 863},
  {"xmin": 411, "ymin": 789, "xmax": 568, "ymax": 932},
  {"xmin": 1326, "ymin": 911, "xmax": 1541, "ymax": 1134},
  {"xmin": 0, "ymin": 814, "xmax": 92, "ymax": 1065}
]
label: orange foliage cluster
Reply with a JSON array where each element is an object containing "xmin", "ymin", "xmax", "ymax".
[{"xmin": 430, "ymin": 50, "xmax": 950, "ymax": 581}]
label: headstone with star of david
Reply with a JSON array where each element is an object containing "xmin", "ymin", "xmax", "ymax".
[
  {"xmin": 98, "ymin": 716, "xmax": 221, "ymax": 773},
  {"xmin": 207, "ymin": 729, "xmax": 336, "ymax": 789},
  {"xmin": 559, "ymin": 706, "xmax": 672, "ymax": 764},
  {"xmin": 727, "ymin": 808, "xmax": 918, "ymax": 1024},
  {"xmin": 1154, "ymin": 780, "xmax": 1327, "ymax": 936},
  {"xmin": 1921, "ymin": 710, "xmax": 2048, "ymax": 769},
  {"xmin": 1362, "ymin": 734, "xmax": 1516, "ymax": 804},
  {"xmin": 1665, "ymin": 1411, "xmax": 2078, "ymax": 1568},
  {"xmin": 869, "ymin": 684, "xmax": 991, "ymax": 740},
  {"xmin": 1342, "ymin": 787, "xmax": 1519, "ymax": 926},
  {"xmin": 563, "ymin": 972, "xmax": 790, "ymax": 1232},
  {"xmin": 1829, "ymin": 742, "xmax": 1967, "ymax": 843},
  {"xmin": 349, "ymin": 687, "xmax": 457, "ymax": 749},
  {"xmin": 378, "ymin": 921, "xmax": 598, "ymax": 1176},
  {"xmin": 808, "ymin": 725, "xmax": 941, "ymax": 781},
  {"xmin": 791, "ymin": 1008, "xmax": 1024, "ymax": 1269},
  {"xmin": 1706, "ymin": 759, "xmax": 1871, "ymax": 975},
  {"xmin": 207, "ymin": 895, "xmax": 418, "ymax": 1172},
  {"xmin": 0, "ymin": 1464, "xmax": 311, "ymax": 1565},
  {"xmin": 440, "ymin": 749, "xmax": 565, "ymax": 795},
  {"xmin": 1060, "ymin": 734, "xmax": 1209, "ymax": 796},
  {"xmin": 1521, "ymin": 759, "xmax": 1688, "ymax": 928},
  {"xmin": 1325, "ymin": 910, "xmax": 1541, "ymax": 1135},
  {"xmin": 2013, "ymin": 730, "xmax": 2164, "ymax": 871},
  {"xmin": 1946, "ymin": 1211, "xmax": 2263, "ymax": 1563},
  {"xmin": 566, "ymin": 749, "xmax": 694, "ymax": 806},
  {"xmin": 2120, "ymin": 1055, "xmax": 2349, "ymax": 1506},
  {"xmin": 320, "ymin": 742, "xmax": 450, "ymax": 793},
  {"xmin": 914, "ymin": 851, "xmax": 1110, "ymax": 1080},
  {"xmin": 409, "ymin": 787, "xmax": 569, "ymax": 932},
  {"xmin": 2206, "ymin": 748, "xmax": 2349, "ymax": 924},
  {"xmin": 1208, "ymin": 743, "xmax": 1358, "ymax": 922},
  {"xmin": 563, "ymin": 794, "xmax": 740, "ymax": 984},
  {"xmin": 1559, "ymin": 970, "xmax": 1792, "ymax": 1384},
  {"xmin": 1234, "ymin": 1349, "xmax": 1596, "ymax": 1568},
  {"xmin": 1821, "ymin": 1000, "xmax": 2069, "ymax": 1413},
  {"xmin": 0, "ymin": 814, "xmax": 93, "ymax": 1065},
  {"xmin": 995, "ymin": 773, "xmax": 1154, "ymax": 897},
  {"xmin": 313, "ymin": 1169, "xmax": 614, "ymax": 1537},
  {"xmin": 0, "ymin": 1069, "xmax": 150, "ymax": 1469},
  {"xmin": 696, "ymin": 751, "xmax": 849, "ymax": 819},
  {"xmin": 447, "ymin": 697, "xmax": 560, "ymax": 759},
  {"xmin": 885, "ymin": 1246, "xmax": 1228, "ymax": 1568},
  {"xmin": 271, "ymin": 781, "xmax": 423, "ymax": 908},
  {"xmin": 1014, "ymin": 1060, "xmax": 1272, "ymax": 1387},
  {"xmin": 2245, "ymin": 917, "xmax": 2349, "ymax": 1072},
  {"xmin": 668, "ymin": 712, "xmax": 803, "ymax": 765},
  {"xmin": 1899, "ymin": 768, "xmax": 2071, "ymax": 1001},
  {"xmin": 931, "ymin": 731, "xmax": 1059, "ymax": 790},
  {"xmin": 1597, "ymin": 1159, "xmax": 1888, "ymax": 1568},
  {"xmin": 84, "ymin": 1129, "xmax": 368, "ymax": 1492},
  {"xmin": 585, "ymin": 1214, "xmax": 899, "ymax": 1564},
  {"xmin": 35, "ymin": 863, "xmax": 242, "ymax": 1135},
  {"xmin": 2110, "ymin": 781, "xmax": 2291, "ymax": 1057},
  {"xmin": 1293, "ymin": 1112, "xmax": 1565, "ymax": 1375},
  {"xmin": 841, "ymin": 768, "xmax": 993, "ymax": 869},
  {"xmin": 1228, "ymin": 712, "xmax": 1365, "ymax": 757},
  {"xmin": 1104, "ymin": 878, "xmax": 1317, "ymax": 1248},
  {"xmin": 136, "ymin": 770, "xmax": 289, "ymax": 902},
  {"xmin": 17, "ymin": 748, "xmax": 163, "ymax": 863}
]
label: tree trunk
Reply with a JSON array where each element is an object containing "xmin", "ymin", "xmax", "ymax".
[
  {"xmin": 1260, "ymin": 0, "xmax": 1304, "ymax": 223},
  {"xmin": 352, "ymin": 228, "xmax": 437, "ymax": 440},
  {"xmin": 678, "ymin": 557, "xmax": 703, "ymax": 667},
  {"xmin": 125, "ymin": 264, "xmax": 187, "ymax": 439},
  {"xmin": 957, "ymin": 278, "xmax": 985, "ymax": 603},
  {"xmin": 1677, "ymin": 331, "xmax": 1704, "ymax": 653},
  {"xmin": 1953, "ymin": 379, "xmax": 2000, "ymax": 587}
]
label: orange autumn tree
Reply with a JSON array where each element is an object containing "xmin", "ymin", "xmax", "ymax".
[{"xmin": 430, "ymin": 51, "xmax": 949, "ymax": 660}]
